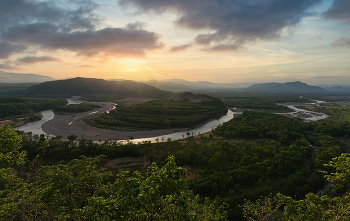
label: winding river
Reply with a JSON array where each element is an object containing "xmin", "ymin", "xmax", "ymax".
[
  {"xmin": 15, "ymin": 104, "xmax": 241, "ymax": 142},
  {"xmin": 15, "ymin": 101, "xmax": 328, "ymax": 142}
]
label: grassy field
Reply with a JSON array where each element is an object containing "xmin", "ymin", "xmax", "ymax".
[{"xmin": 324, "ymin": 102, "xmax": 350, "ymax": 122}]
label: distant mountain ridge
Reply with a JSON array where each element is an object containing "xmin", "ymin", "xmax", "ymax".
[
  {"xmin": 20, "ymin": 77, "xmax": 173, "ymax": 98},
  {"xmin": 141, "ymin": 79, "xmax": 242, "ymax": 91},
  {"xmin": 0, "ymin": 71, "xmax": 54, "ymax": 83},
  {"xmin": 246, "ymin": 81, "xmax": 328, "ymax": 93}
]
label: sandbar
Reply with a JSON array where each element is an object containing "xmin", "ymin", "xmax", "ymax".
[{"xmin": 42, "ymin": 102, "xmax": 188, "ymax": 140}]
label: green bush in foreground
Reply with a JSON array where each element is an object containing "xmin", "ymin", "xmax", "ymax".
[{"xmin": 0, "ymin": 127, "xmax": 227, "ymax": 220}]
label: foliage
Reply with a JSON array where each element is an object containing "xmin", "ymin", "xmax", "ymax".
[
  {"xmin": 0, "ymin": 154, "xmax": 227, "ymax": 220},
  {"xmin": 323, "ymin": 153, "xmax": 350, "ymax": 186},
  {"xmin": 84, "ymin": 93, "xmax": 227, "ymax": 130},
  {"xmin": 84, "ymin": 156, "xmax": 228, "ymax": 221},
  {"xmin": 213, "ymin": 111, "xmax": 305, "ymax": 144},
  {"xmin": 0, "ymin": 126, "xmax": 26, "ymax": 164},
  {"xmin": 0, "ymin": 97, "xmax": 67, "ymax": 118},
  {"xmin": 242, "ymin": 153, "xmax": 350, "ymax": 221},
  {"xmin": 54, "ymin": 103, "xmax": 100, "ymax": 114},
  {"xmin": 12, "ymin": 105, "xmax": 350, "ymax": 220},
  {"xmin": 240, "ymin": 194, "xmax": 285, "ymax": 221},
  {"xmin": 223, "ymin": 98, "xmax": 291, "ymax": 112}
]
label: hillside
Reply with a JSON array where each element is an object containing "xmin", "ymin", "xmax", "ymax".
[
  {"xmin": 246, "ymin": 81, "xmax": 328, "ymax": 93},
  {"xmin": 20, "ymin": 77, "xmax": 173, "ymax": 98}
]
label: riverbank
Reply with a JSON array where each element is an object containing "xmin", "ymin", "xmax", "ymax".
[{"xmin": 41, "ymin": 102, "xmax": 190, "ymax": 140}]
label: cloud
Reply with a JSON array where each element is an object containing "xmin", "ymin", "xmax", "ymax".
[
  {"xmin": 0, "ymin": 41, "xmax": 25, "ymax": 59},
  {"xmin": 3, "ymin": 23, "xmax": 163, "ymax": 57},
  {"xmin": 331, "ymin": 37, "xmax": 350, "ymax": 48},
  {"xmin": 16, "ymin": 56, "xmax": 60, "ymax": 64},
  {"xmin": 0, "ymin": 1, "xmax": 163, "ymax": 59},
  {"xmin": 0, "ymin": 0, "xmax": 98, "ymax": 32},
  {"xmin": 74, "ymin": 65, "xmax": 95, "ymax": 68},
  {"xmin": 0, "ymin": 63, "xmax": 20, "ymax": 70},
  {"xmin": 121, "ymin": 0, "xmax": 322, "ymax": 50},
  {"xmin": 170, "ymin": 43, "xmax": 192, "ymax": 52},
  {"xmin": 202, "ymin": 43, "xmax": 247, "ymax": 52},
  {"xmin": 315, "ymin": 76, "xmax": 337, "ymax": 79},
  {"xmin": 323, "ymin": 0, "xmax": 350, "ymax": 23}
]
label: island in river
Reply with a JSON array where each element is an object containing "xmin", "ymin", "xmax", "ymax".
[{"xmin": 40, "ymin": 94, "xmax": 230, "ymax": 140}]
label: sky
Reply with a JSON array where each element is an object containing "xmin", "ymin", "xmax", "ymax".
[{"xmin": 0, "ymin": 0, "xmax": 349, "ymax": 85}]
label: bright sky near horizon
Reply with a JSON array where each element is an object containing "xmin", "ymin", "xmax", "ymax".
[{"xmin": 0, "ymin": 0, "xmax": 349, "ymax": 85}]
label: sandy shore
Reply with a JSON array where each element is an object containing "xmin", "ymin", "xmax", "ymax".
[{"xmin": 41, "ymin": 102, "xmax": 188, "ymax": 140}]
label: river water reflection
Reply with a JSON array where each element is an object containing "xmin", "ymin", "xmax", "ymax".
[
  {"xmin": 15, "ymin": 110, "xmax": 54, "ymax": 134},
  {"xmin": 130, "ymin": 110, "xmax": 240, "ymax": 143},
  {"xmin": 15, "ymin": 108, "xmax": 240, "ymax": 142}
]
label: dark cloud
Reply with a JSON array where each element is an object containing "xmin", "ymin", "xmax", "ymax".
[
  {"xmin": 0, "ymin": 63, "xmax": 20, "ymax": 70},
  {"xmin": 0, "ymin": 0, "xmax": 162, "ymax": 59},
  {"xmin": 170, "ymin": 43, "xmax": 192, "ymax": 52},
  {"xmin": 0, "ymin": 41, "xmax": 25, "ymax": 59},
  {"xmin": 0, "ymin": 0, "xmax": 98, "ymax": 32},
  {"xmin": 323, "ymin": 0, "xmax": 350, "ymax": 23},
  {"xmin": 120, "ymin": 0, "xmax": 322, "ymax": 50},
  {"xmin": 331, "ymin": 37, "xmax": 350, "ymax": 48},
  {"xmin": 202, "ymin": 43, "xmax": 247, "ymax": 52},
  {"xmin": 3, "ymin": 23, "xmax": 163, "ymax": 57},
  {"xmin": 16, "ymin": 56, "xmax": 60, "ymax": 64}
]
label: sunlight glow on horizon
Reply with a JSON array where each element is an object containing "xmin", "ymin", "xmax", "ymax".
[{"xmin": 0, "ymin": 0, "xmax": 349, "ymax": 85}]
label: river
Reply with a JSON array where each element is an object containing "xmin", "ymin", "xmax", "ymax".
[
  {"xmin": 130, "ymin": 110, "xmax": 240, "ymax": 143},
  {"xmin": 15, "ymin": 110, "xmax": 54, "ymax": 134},
  {"xmin": 15, "ymin": 105, "xmax": 241, "ymax": 142},
  {"xmin": 15, "ymin": 102, "xmax": 328, "ymax": 142}
]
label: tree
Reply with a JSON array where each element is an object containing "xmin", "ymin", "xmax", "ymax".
[
  {"xmin": 323, "ymin": 153, "xmax": 350, "ymax": 186},
  {"xmin": 84, "ymin": 156, "xmax": 228, "ymax": 220},
  {"xmin": 242, "ymin": 153, "xmax": 350, "ymax": 221},
  {"xmin": 0, "ymin": 126, "xmax": 26, "ymax": 164}
]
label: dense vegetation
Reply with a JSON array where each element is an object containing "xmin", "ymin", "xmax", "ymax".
[
  {"xmin": 53, "ymin": 103, "xmax": 101, "ymax": 114},
  {"xmin": 242, "ymin": 153, "xmax": 350, "ymax": 220},
  {"xmin": 223, "ymin": 99, "xmax": 291, "ymax": 112},
  {"xmin": 3, "ymin": 91, "xmax": 350, "ymax": 220},
  {"xmin": 20, "ymin": 77, "xmax": 173, "ymax": 99},
  {"xmin": 0, "ymin": 97, "xmax": 67, "ymax": 119},
  {"xmin": 10, "ymin": 108, "xmax": 350, "ymax": 220},
  {"xmin": 0, "ymin": 83, "xmax": 35, "ymax": 95},
  {"xmin": 204, "ymin": 92, "xmax": 310, "ymax": 112},
  {"xmin": 84, "ymin": 93, "xmax": 228, "ymax": 130},
  {"xmin": 0, "ymin": 126, "xmax": 227, "ymax": 220}
]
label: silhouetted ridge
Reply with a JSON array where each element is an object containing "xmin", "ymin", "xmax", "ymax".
[
  {"xmin": 246, "ymin": 81, "xmax": 328, "ymax": 93},
  {"xmin": 21, "ymin": 77, "xmax": 173, "ymax": 98}
]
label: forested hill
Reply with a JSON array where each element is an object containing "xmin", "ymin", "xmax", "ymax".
[
  {"xmin": 246, "ymin": 81, "xmax": 327, "ymax": 93},
  {"xmin": 20, "ymin": 77, "xmax": 173, "ymax": 98}
]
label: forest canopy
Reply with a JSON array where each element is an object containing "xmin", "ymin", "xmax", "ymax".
[{"xmin": 84, "ymin": 92, "xmax": 228, "ymax": 130}]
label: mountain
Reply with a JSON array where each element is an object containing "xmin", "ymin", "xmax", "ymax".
[
  {"xmin": 141, "ymin": 80, "xmax": 190, "ymax": 91},
  {"xmin": 21, "ymin": 77, "xmax": 174, "ymax": 98},
  {"xmin": 141, "ymin": 79, "xmax": 241, "ymax": 91},
  {"xmin": 246, "ymin": 81, "xmax": 328, "ymax": 93},
  {"xmin": 324, "ymin": 86, "xmax": 350, "ymax": 94},
  {"xmin": 0, "ymin": 71, "xmax": 54, "ymax": 83}
]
